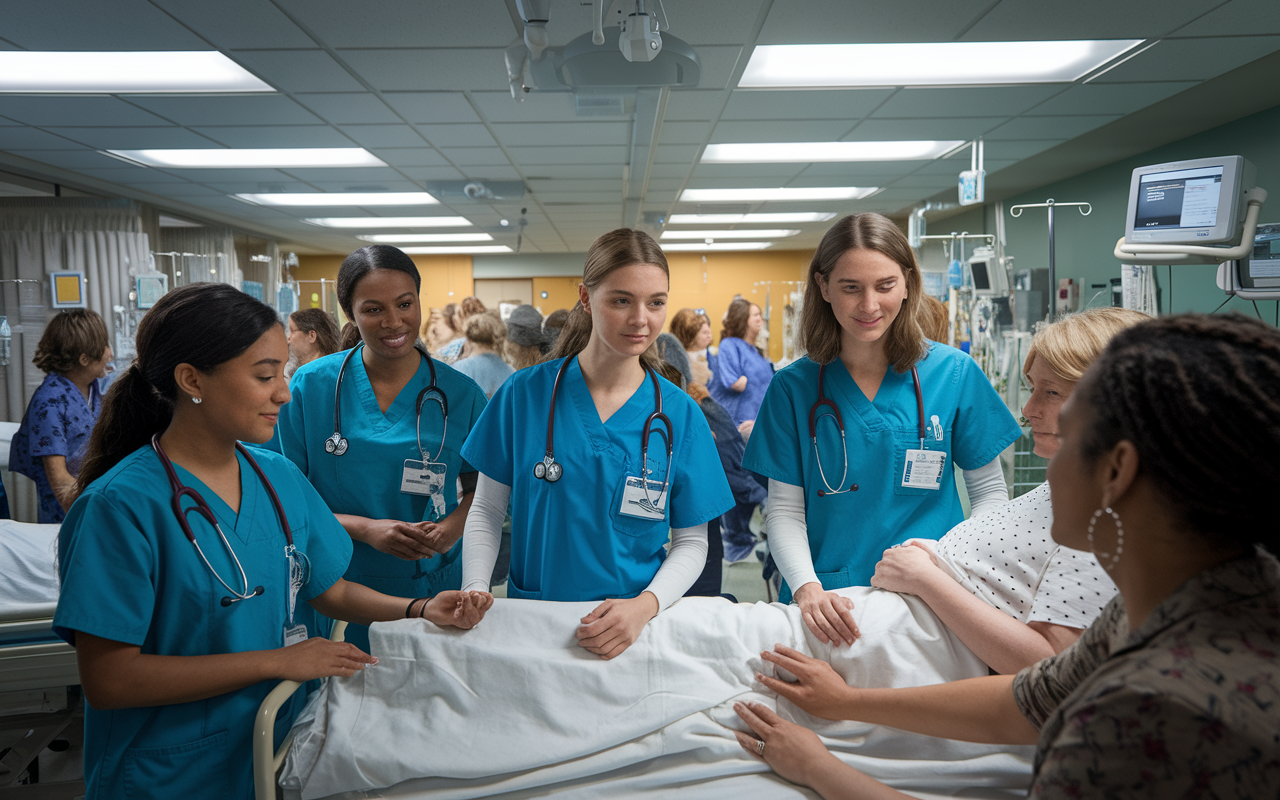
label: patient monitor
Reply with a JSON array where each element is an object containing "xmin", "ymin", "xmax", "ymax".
[{"xmin": 1216, "ymin": 223, "xmax": 1280, "ymax": 300}]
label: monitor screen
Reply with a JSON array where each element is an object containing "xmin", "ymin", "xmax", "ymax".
[
  {"xmin": 971, "ymin": 260, "xmax": 991, "ymax": 290},
  {"xmin": 1134, "ymin": 166, "xmax": 1224, "ymax": 232},
  {"xmin": 1241, "ymin": 223, "xmax": 1280, "ymax": 290},
  {"xmin": 1125, "ymin": 156, "xmax": 1252, "ymax": 246}
]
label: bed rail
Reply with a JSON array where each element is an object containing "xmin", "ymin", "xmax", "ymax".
[{"xmin": 253, "ymin": 620, "xmax": 347, "ymax": 800}]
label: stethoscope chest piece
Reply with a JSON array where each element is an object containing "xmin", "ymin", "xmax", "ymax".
[
  {"xmin": 534, "ymin": 455, "xmax": 562, "ymax": 482},
  {"xmin": 325, "ymin": 432, "xmax": 349, "ymax": 456}
]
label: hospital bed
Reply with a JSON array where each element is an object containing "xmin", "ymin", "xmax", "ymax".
[{"xmin": 254, "ymin": 591, "xmax": 1035, "ymax": 800}]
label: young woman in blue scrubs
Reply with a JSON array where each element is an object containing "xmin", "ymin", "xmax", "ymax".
[
  {"xmin": 53, "ymin": 284, "xmax": 488, "ymax": 800},
  {"xmin": 742, "ymin": 213, "xmax": 1019, "ymax": 646},
  {"xmin": 459, "ymin": 228, "xmax": 735, "ymax": 659},
  {"xmin": 276, "ymin": 245, "xmax": 490, "ymax": 653}
]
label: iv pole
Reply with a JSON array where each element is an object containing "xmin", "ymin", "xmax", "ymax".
[{"xmin": 1009, "ymin": 199, "xmax": 1091, "ymax": 320}]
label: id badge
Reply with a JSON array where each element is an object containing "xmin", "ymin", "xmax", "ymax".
[
  {"xmin": 901, "ymin": 449, "xmax": 945, "ymax": 490},
  {"xmin": 618, "ymin": 475, "xmax": 667, "ymax": 520},
  {"xmin": 284, "ymin": 624, "xmax": 308, "ymax": 647},
  {"xmin": 402, "ymin": 459, "xmax": 447, "ymax": 497}
]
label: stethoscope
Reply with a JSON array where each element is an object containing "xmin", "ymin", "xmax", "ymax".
[
  {"xmin": 151, "ymin": 433, "xmax": 311, "ymax": 612},
  {"xmin": 534, "ymin": 356, "xmax": 675, "ymax": 512},
  {"xmin": 325, "ymin": 343, "xmax": 448, "ymax": 457},
  {"xmin": 810, "ymin": 364, "xmax": 926, "ymax": 497}
]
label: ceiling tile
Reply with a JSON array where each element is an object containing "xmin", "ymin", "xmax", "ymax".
[
  {"xmin": 192, "ymin": 125, "xmax": 353, "ymax": 148},
  {"xmin": 462, "ymin": 165, "xmax": 522, "ymax": 180},
  {"xmin": 977, "ymin": 140, "xmax": 1065, "ymax": 159},
  {"xmin": 276, "ymin": 0, "xmax": 517, "ymax": 48},
  {"xmin": 962, "ymin": 0, "xmax": 1218, "ymax": 39},
  {"xmin": 198, "ymin": 180, "xmax": 319, "ymax": 193},
  {"xmin": 662, "ymin": 90, "xmax": 728, "ymax": 121},
  {"xmin": 691, "ymin": 162, "xmax": 808, "ymax": 178},
  {"xmin": 848, "ymin": 117, "xmax": 1006, "ymax": 140},
  {"xmin": 369, "ymin": 148, "xmax": 450, "ymax": 167},
  {"xmin": 154, "ymin": 167, "xmax": 298, "ymax": 183},
  {"xmin": 524, "ymin": 164, "xmax": 624, "ymax": 179},
  {"xmin": 127, "ymin": 95, "xmax": 324, "ymax": 126},
  {"xmin": 398, "ymin": 166, "xmax": 468, "ymax": 180},
  {"xmin": 470, "ymin": 91, "xmax": 585, "ymax": 124},
  {"xmin": 126, "ymin": 182, "xmax": 226, "ymax": 196},
  {"xmin": 339, "ymin": 49, "xmax": 510, "ymax": 92},
  {"xmin": 440, "ymin": 147, "xmax": 513, "ymax": 167},
  {"xmin": 710, "ymin": 119, "xmax": 853, "ymax": 142},
  {"xmin": 509, "ymin": 145, "xmax": 628, "ymax": 165},
  {"xmin": 415, "ymin": 124, "xmax": 497, "ymax": 148},
  {"xmin": 758, "ymin": 0, "xmax": 994, "ymax": 44},
  {"xmin": 1089, "ymin": 36, "xmax": 1280, "ymax": 83},
  {"xmin": 6, "ymin": 149, "xmax": 136, "ymax": 169},
  {"xmin": 648, "ymin": 163, "xmax": 692, "ymax": 178},
  {"xmin": 1171, "ymin": 0, "xmax": 1280, "ymax": 36},
  {"xmin": 0, "ymin": 0, "xmax": 207, "ymax": 49},
  {"xmin": 0, "ymin": 128, "xmax": 89, "ymax": 149},
  {"xmin": 42, "ymin": 127, "xmax": 221, "ymax": 149},
  {"xmin": 888, "ymin": 174, "xmax": 959, "ymax": 189},
  {"xmin": 528, "ymin": 179, "xmax": 621, "ymax": 193},
  {"xmin": 985, "ymin": 115, "xmax": 1121, "ymax": 140},
  {"xmin": 653, "ymin": 144, "xmax": 700, "ymax": 163},
  {"xmin": 381, "ymin": 93, "xmax": 481, "ymax": 124},
  {"xmin": 491, "ymin": 121, "xmax": 631, "ymax": 147},
  {"xmin": 303, "ymin": 180, "xmax": 424, "ymax": 192},
  {"xmin": 0, "ymin": 97, "xmax": 173, "ymax": 127},
  {"xmin": 337, "ymin": 124, "xmax": 428, "ymax": 148},
  {"xmin": 229, "ymin": 50, "xmax": 365, "ymax": 93},
  {"xmin": 720, "ymin": 89, "xmax": 895, "ymax": 121},
  {"xmin": 535, "ymin": 192, "xmax": 619, "ymax": 204},
  {"xmin": 658, "ymin": 121, "xmax": 712, "ymax": 144},
  {"xmin": 792, "ymin": 162, "xmax": 918, "ymax": 178},
  {"xmin": 151, "ymin": 0, "xmax": 316, "ymax": 48},
  {"xmin": 691, "ymin": 46, "xmax": 746, "ymax": 91},
  {"xmin": 293, "ymin": 93, "xmax": 400, "ymax": 124},
  {"xmin": 872, "ymin": 87, "xmax": 1064, "ymax": 119},
  {"xmin": 1023, "ymin": 82, "xmax": 1198, "ymax": 116},
  {"xmin": 275, "ymin": 166, "xmax": 406, "ymax": 183}
]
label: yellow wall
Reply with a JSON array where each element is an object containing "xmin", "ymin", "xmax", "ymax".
[{"xmin": 298, "ymin": 249, "xmax": 813, "ymax": 361}]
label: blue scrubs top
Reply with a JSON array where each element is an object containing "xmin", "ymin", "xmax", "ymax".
[
  {"xmin": 275, "ymin": 348, "xmax": 486, "ymax": 651},
  {"xmin": 708, "ymin": 337, "xmax": 774, "ymax": 425},
  {"xmin": 53, "ymin": 445, "xmax": 352, "ymax": 800},
  {"xmin": 8, "ymin": 373, "xmax": 102, "ymax": 523},
  {"xmin": 743, "ymin": 343, "xmax": 1020, "ymax": 600},
  {"xmin": 460, "ymin": 356, "xmax": 734, "ymax": 601}
]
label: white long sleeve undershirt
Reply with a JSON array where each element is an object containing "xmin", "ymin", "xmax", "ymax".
[
  {"xmin": 460, "ymin": 472, "xmax": 708, "ymax": 611},
  {"xmin": 767, "ymin": 456, "xmax": 1009, "ymax": 595}
]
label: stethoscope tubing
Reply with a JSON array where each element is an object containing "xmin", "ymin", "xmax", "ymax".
[{"xmin": 327, "ymin": 343, "xmax": 447, "ymax": 459}]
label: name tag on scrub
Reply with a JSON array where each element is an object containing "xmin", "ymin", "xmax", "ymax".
[
  {"xmin": 902, "ymin": 449, "xmax": 945, "ymax": 490},
  {"xmin": 619, "ymin": 475, "xmax": 667, "ymax": 520}
]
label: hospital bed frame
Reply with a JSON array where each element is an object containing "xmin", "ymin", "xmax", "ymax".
[{"xmin": 253, "ymin": 620, "xmax": 347, "ymax": 800}]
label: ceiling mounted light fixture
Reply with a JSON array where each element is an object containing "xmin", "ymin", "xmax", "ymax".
[
  {"xmin": 357, "ymin": 233, "xmax": 494, "ymax": 243},
  {"xmin": 236, "ymin": 192, "xmax": 439, "ymax": 207},
  {"xmin": 680, "ymin": 187, "xmax": 879, "ymax": 203},
  {"xmin": 304, "ymin": 216, "xmax": 473, "ymax": 228},
  {"xmin": 662, "ymin": 242, "xmax": 774, "ymax": 251},
  {"xmin": 399, "ymin": 246, "xmax": 513, "ymax": 254},
  {"xmin": 739, "ymin": 40, "xmax": 1145, "ymax": 88},
  {"xmin": 109, "ymin": 148, "xmax": 385, "ymax": 169},
  {"xmin": 660, "ymin": 229, "xmax": 800, "ymax": 240},
  {"xmin": 0, "ymin": 51, "xmax": 274, "ymax": 93},
  {"xmin": 666, "ymin": 212, "xmax": 836, "ymax": 224},
  {"xmin": 702, "ymin": 140, "xmax": 966, "ymax": 163}
]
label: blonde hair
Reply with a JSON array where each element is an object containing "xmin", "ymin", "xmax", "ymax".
[
  {"xmin": 918, "ymin": 295, "xmax": 949, "ymax": 343},
  {"xmin": 464, "ymin": 312, "xmax": 506, "ymax": 350},
  {"xmin": 547, "ymin": 228, "xmax": 670, "ymax": 372},
  {"xmin": 799, "ymin": 213, "xmax": 928, "ymax": 373},
  {"xmin": 1024, "ymin": 307, "xmax": 1151, "ymax": 382},
  {"xmin": 504, "ymin": 341, "xmax": 543, "ymax": 370}
]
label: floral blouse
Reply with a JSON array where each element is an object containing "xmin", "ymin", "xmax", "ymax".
[
  {"xmin": 8, "ymin": 373, "xmax": 102, "ymax": 523},
  {"xmin": 1013, "ymin": 550, "xmax": 1280, "ymax": 798}
]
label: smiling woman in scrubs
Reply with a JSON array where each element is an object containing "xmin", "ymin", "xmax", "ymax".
[
  {"xmin": 53, "ymin": 284, "xmax": 488, "ymax": 800},
  {"xmin": 742, "ymin": 213, "xmax": 1020, "ymax": 646},
  {"xmin": 460, "ymin": 228, "xmax": 734, "ymax": 659},
  {"xmin": 275, "ymin": 245, "xmax": 490, "ymax": 653}
]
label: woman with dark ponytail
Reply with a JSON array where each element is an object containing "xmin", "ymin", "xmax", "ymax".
[
  {"xmin": 54, "ymin": 283, "xmax": 489, "ymax": 800},
  {"xmin": 459, "ymin": 229, "xmax": 734, "ymax": 659},
  {"xmin": 735, "ymin": 313, "xmax": 1280, "ymax": 799}
]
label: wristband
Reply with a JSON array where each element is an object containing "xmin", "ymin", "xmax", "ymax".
[{"xmin": 406, "ymin": 596, "xmax": 428, "ymax": 618}]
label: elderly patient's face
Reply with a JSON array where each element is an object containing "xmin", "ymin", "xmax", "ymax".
[{"xmin": 1022, "ymin": 357, "xmax": 1074, "ymax": 459}]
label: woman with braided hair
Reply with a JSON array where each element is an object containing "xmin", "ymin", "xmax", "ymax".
[{"xmin": 735, "ymin": 313, "xmax": 1280, "ymax": 799}]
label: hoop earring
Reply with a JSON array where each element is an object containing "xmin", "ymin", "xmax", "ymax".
[{"xmin": 1087, "ymin": 506, "xmax": 1123, "ymax": 571}]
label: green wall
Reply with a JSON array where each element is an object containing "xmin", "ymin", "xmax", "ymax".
[{"xmin": 956, "ymin": 103, "xmax": 1280, "ymax": 323}]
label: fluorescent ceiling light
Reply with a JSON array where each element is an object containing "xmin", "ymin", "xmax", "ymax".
[
  {"xmin": 740, "ymin": 40, "xmax": 1144, "ymax": 88},
  {"xmin": 0, "ymin": 51, "xmax": 274, "ymax": 93},
  {"xmin": 357, "ymin": 233, "xmax": 494, "ymax": 243},
  {"xmin": 661, "ymin": 229, "xmax": 800, "ymax": 240},
  {"xmin": 662, "ymin": 242, "xmax": 774, "ymax": 252},
  {"xmin": 400, "ymin": 246, "xmax": 513, "ymax": 254},
  {"xmin": 667, "ymin": 212, "xmax": 836, "ymax": 224},
  {"xmin": 109, "ymin": 148, "xmax": 384, "ymax": 169},
  {"xmin": 304, "ymin": 216, "xmax": 473, "ymax": 228},
  {"xmin": 703, "ymin": 140, "xmax": 964, "ymax": 163},
  {"xmin": 236, "ymin": 192, "xmax": 439, "ymax": 207},
  {"xmin": 680, "ymin": 187, "xmax": 879, "ymax": 203}
]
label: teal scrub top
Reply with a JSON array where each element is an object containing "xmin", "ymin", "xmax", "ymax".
[
  {"xmin": 53, "ymin": 445, "xmax": 352, "ymax": 800},
  {"xmin": 742, "ymin": 343, "xmax": 1020, "ymax": 600},
  {"xmin": 275, "ymin": 347, "xmax": 486, "ymax": 651},
  {"xmin": 460, "ymin": 356, "xmax": 734, "ymax": 601}
]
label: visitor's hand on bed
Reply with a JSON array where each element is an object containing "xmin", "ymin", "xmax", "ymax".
[
  {"xmin": 421, "ymin": 590, "xmax": 493, "ymax": 629},
  {"xmin": 362, "ymin": 519, "xmax": 436, "ymax": 561},
  {"xmin": 870, "ymin": 542, "xmax": 941, "ymax": 596},
  {"xmin": 756, "ymin": 644, "xmax": 851, "ymax": 720},
  {"xmin": 792, "ymin": 583, "xmax": 859, "ymax": 646},
  {"xmin": 277, "ymin": 637, "xmax": 378, "ymax": 682},
  {"xmin": 734, "ymin": 700, "xmax": 834, "ymax": 788},
  {"xmin": 575, "ymin": 592, "xmax": 660, "ymax": 659}
]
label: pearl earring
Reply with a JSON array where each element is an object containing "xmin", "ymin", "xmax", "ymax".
[
  {"xmin": 1086, "ymin": 506, "xmax": 1124, "ymax": 571},
  {"xmin": 192, "ymin": 397, "xmax": 202, "ymax": 405}
]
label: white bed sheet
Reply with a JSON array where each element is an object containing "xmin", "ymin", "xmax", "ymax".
[
  {"xmin": 0, "ymin": 520, "xmax": 60, "ymax": 619},
  {"xmin": 282, "ymin": 588, "xmax": 1034, "ymax": 800}
]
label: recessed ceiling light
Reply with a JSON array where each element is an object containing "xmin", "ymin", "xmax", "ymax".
[
  {"xmin": 0, "ymin": 51, "xmax": 274, "ymax": 93},
  {"xmin": 680, "ymin": 187, "xmax": 879, "ymax": 203},
  {"xmin": 304, "ymin": 216, "xmax": 473, "ymax": 228},
  {"xmin": 662, "ymin": 242, "xmax": 774, "ymax": 251},
  {"xmin": 660, "ymin": 229, "xmax": 800, "ymax": 240},
  {"xmin": 667, "ymin": 212, "xmax": 836, "ymax": 224},
  {"xmin": 399, "ymin": 246, "xmax": 513, "ymax": 254},
  {"xmin": 236, "ymin": 192, "xmax": 439, "ymax": 207},
  {"xmin": 702, "ymin": 141, "xmax": 965, "ymax": 164},
  {"xmin": 357, "ymin": 233, "xmax": 494, "ymax": 243},
  {"xmin": 109, "ymin": 148, "xmax": 385, "ymax": 169},
  {"xmin": 739, "ymin": 40, "xmax": 1145, "ymax": 88}
]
